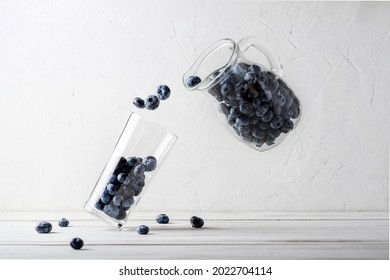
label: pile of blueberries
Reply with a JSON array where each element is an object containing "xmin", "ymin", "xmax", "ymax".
[
  {"xmin": 186, "ymin": 62, "xmax": 300, "ymax": 148},
  {"xmin": 94, "ymin": 155, "xmax": 157, "ymax": 220}
]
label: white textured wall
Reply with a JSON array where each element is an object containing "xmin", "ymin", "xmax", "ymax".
[{"xmin": 0, "ymin": 0, "xmax": 388, "ymax": 212}]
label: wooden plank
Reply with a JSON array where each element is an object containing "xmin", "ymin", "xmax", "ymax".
[{"xmin": 0, "ymin": 212, "xmax": 388, "ymax": 259}]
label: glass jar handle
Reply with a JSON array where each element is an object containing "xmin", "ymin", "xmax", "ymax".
[{"xmin": 238, "ymin": 36, "xmax": 283, "ymax": 78}]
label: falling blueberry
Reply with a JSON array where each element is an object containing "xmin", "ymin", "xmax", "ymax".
[
  {"xmin": 156, "ymin": 85, "xmax": 171, "ymax": 100},
  {"xmin": 136, "ymin": 225, "xmax": 149, "ymax": 235},
  {"xmin": 145, "ymin": 95, "xmax": 160, "ymax": 110},
  {"xmin": 133, "ymin": 97, "xmax": 145, "ymax": 109},
  {"xmin": 190, "ymin": 216, "xmax": 204, "ymax": 228},
  {"xmin": 70, "ymin": 237, "xmax": 84, "ymax": 250},
  {"xmin": 35, "ymin": 221, "xmax": 52, "ymax": 233},
  {"xmin": 186, "ymin": 76, "xmax": 201, "ymax": 88},
  {"xmin": 155, "ymin": 214, "xmax": 170, "ymax": 224},
  {"xmin": 58, "ymin": 218, "xmax": 69, "ymax": 227}
]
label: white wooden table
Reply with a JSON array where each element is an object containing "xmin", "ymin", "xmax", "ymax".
[{"xmin": 0, "ymin": 212, "xmax": 388, "ymax": 260}]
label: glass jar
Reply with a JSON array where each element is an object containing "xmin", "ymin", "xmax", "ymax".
[
  {"xmin": 183, "ymin": 36, "xmax": 301, "ymax": 151},
  {"xmin": 84, "ymin": 112, "xmax": 177, "ymax": 229}
]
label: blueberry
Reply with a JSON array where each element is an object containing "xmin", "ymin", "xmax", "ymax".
[
  {"xmin": 239, "ymin": 101, "xmax": 252, "ymax": 115},
  {"xmin": 100, "ymin": 189, "xmax": 112, "ymax": 204},
  {"xmin": 133, "ymin": 97, "xmax": 145, "ymax": 109},
  {"xmin": 251, "ymin": 127, "xmax": 266, "ymax": 139},
  {"xmin": 35, "ymin": 221, "xmax": 52, "ymax": 233},
  {"xmin": 132, "ymin": 176, "xmax": 145, "ymax": 188},
  {"xmin": 241, "ymin": 133, "xmax": 254, "ymax": 142},
  {"xmin": 136, "ymin": 225, "xmax": 149, "ymax": 235},
  {"xmin": 70, "ymin": 238, "xmax": 84, "ymax": 250},
  {"xmin": 218, "ymin": 103, "xmax": 230, "ymax": 116},
  {"xmin": 280, "ymin": 119, "xmax": 294, "ymax": 133},
  {"xmin": 121, "ymin": 185, "xmax": 135, "ymax": 197},
  {"xmin": 122, "ymin": 196, "xmax": 135, "ymax": 208},
  {"xmin": 265, "ymin": 79, "xmax": 279, "ymax": 95},
  {"xmin": 252, "ymin": 98, "xmax": 261, "ymax": 108},
  {"xmin": 107, "ymin": 183, "xmax": 119, "ymax": 196},
  {"xmin": 235, "ymin": 81, "xmax": 248, "ymax": 95},
  {"xmin": 229, "ymin": 106, "xmax": 241, "ymax": 118},
  {"xmin": 126, "ymin": 156, "xmax": 139, "ymax": 170},
  {"xmin": 95, "ymin": 199, "xmax": 105, "ymax": 210},
  {"xmin": 113, "ymin": 194, "xmax": 124, "ymax": 207},
  {"xmin": 133, "ymin": 164, "xmax": 146, "ymax": 176},
  {"xmin": 186, "ymin": 76, "xmax": 201, "ymax": 88},
  {"xmin": 115, "ymin": 209, "xmax": 127, "ymax": 220},
  {"xmin": 58, "ymin": 218, "xmax": 69, "ymax": 227},
  {"xmin": 145, "ymin": 95, "xmax": 160, "ymax": 110},
  {"xmin": 284, "ymin": 93, "xmax": 294, "ymax": 108},
  {"xmin": 142, "ymin": 156, "xmax": 157, "ymax": 172},
  {"xmin": 220, "ymin": 83, "xmax": 233, "ymax": 96},
  {"xmin": 103, "ymin": 203, "xmax": 120, "ymax": 217},
  {"xmin": 265, "ymin": 134, "xmax": 276, "ymax": 146},
  {"xmin": 250, "ymin": 115, "xmax": 260, "ymax": 126},
  {"xmin": 248, "ymin": 64, "xmax": 262, "ymax": 76},
  {"xmin": 190, "ymin": 216, "xmax": 204, "ymax": 228},
  {"xmin": 227, "ymin": 114, "xmax": 236, "ymax": 125},
  {"xmin": 266, "ymin": 71, "xmax": 276, "ymax": 80},
  {"xmin": 270, "ymin": 116, "xmax": 284, "ymax": 129},
  {"xmin": 235, "ymin": 124, "xmax": 251, "ymax": 135},
  {"xmin": 280, "ymin": 108, "xmax": 294, "ymax": 119},
  {"xmin": 258, "ymin": 73, "xmax": 269, "ymax": 87},
  {"xmin": 272, "ymin": 92, "xmax": 286, "ymax": 106},
  {"xmin": 267, "ymin": 128, "xmax": 282, "ymax": 138},
  {"xmin": 291, "ymin": 103, "xmax": 300, "ymax": 119},
  {"xmin": 273, "ymin": 104, "xmax": 282, "ymax": 115},
  {"xmin": 261, "ymin": 110, "xmax": 274, "ymax": 122},
  {"xmin": 259, "ymin": 88, "xmax": 272, "ymax": 102},
  {"xmin": 156, "ymin": 85, "xmax": 171, "ymax": 100},
  {"xmin": 253, "ymin": 137, "xmax": 265, "ymax": 146},
  {"xmin": 244, "ymin": 72, "xmax": 257, "ymax": 84},
  {"xmin": 255, "ymin": 105, "xmax": 268, "ymax": 117},
  {"xmin": 117, "ymin": 173, "xmax": 128, "ymax": 183},
  {"xmin": 258, "ymin": 122, "xmax": 270, "ymax": 130},
  {"xmin": 133, "ymin": 186, "xmax": 143, "ymax": 196},
  {"xmin": 155, "ymin": 214, "xmax": 170, "ymax": 224},
  {"xmin": 235, "ymin": 117, "xmax": 250, "ymax": 126}
]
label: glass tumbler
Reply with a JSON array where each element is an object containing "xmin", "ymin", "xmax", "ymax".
[{"xmin": 84, "ymin": 112, "xmax": 177, "ymax": 229}]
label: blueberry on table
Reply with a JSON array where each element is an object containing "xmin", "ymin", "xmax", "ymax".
[
  {"xmin": 190, "ymin": 216, "xmax": 204, "ymax": 228},
  {"xmin": 145, "ymin": 95, "xmax": 160, "ymax": 110},
  {"xmin": 35, "ymin": 221, "xmax": 52, "ymax": 233},
  {"xmin": 133, "ymin": 97, "xmax": 145, "ymax": 109},
  {"xmin": 58, "ymin": 218, "xmax": 69, "ymax": 227},
  {"xmin": 70, "ymin": 238, "xmax": 84, "ymax": 250},
  {"xmin": 136, "ymin": 225, "xmax": 149, "ymax": 235},
  {"xmin": 155, "ymin": 214, "xmax": 169, "ymax": 224},
  {"xmin": 186, "ymin": 75, "xmax": 201, "ymax": 88},
  {"xmin": 156, "ymin": 85, "xmax": 171, "ymax": 100}
]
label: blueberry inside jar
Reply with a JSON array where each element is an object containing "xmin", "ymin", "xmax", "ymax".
[{"xmin": 183, "ymin": 37, "xmax": 301, "ymax": 151}]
